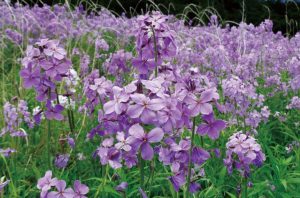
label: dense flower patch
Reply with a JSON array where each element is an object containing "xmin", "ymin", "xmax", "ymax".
[{"xmin": 0, "ymin": 2, "xmax": 300, "ymax": 198}]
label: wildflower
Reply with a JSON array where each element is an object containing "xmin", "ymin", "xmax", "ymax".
[
  {"xmin": 128, "ymin": 124, "xmax": 164, "ymax": 160},
  {"xmin": 54, "ymin": 154, "xmax": 70, "ymax": 169},
  {"xmin": 224, "ymin": 132, "xmax": 266, "ymax": 177},
  {"xmin": 47, "ymin": 180, "xmax": 74, "ymax": 198},
  {"xmin": 197, "ymin": 113, "xmax": 226, "ymax": 140},
  {"xmin": 73, "ymin": 180, "xmax": 89, "ymax": 198}
]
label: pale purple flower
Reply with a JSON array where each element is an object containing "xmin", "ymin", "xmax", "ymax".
[
  {"xmin": 47, "ymin": 180, "xmax": 74, "ymax": 198},
  {"xmin": 73, "ymin": 180, "xmax": 89, "ymax": 198},
  {"xmin": 104, "ymin": 86, "xmax": 129, "ymax": 115},
  {"xmin": 192, "ymin": 147, "xmax": 210, "ymax": 165},
  {"xmin": 197, "ymin": 113, "xmax": 226, "ymax": 140},
  {"xmin": 169, "ymin": 172, "xmax": 185, "ymax": 192},
  {"xmin": 0, "ymin": 179, "xmax": 10, "ymax": 192},
  {"xmin": 43, "ymin": 40, "xmax": 67, "ymax": 60},
  {"xmin": 0, "ymin": 148, "xmax": 16, "ymax": 157},
  {"xmin": 115, "ymin": 132, "xmax": 131, "ymax": 151},
  {"xmin": 45, "ymin": 101, "xmax": 64, "ymax": 121},
  {"xmin": 89, "ymin": 77, "xmax": 112, "ymax": 96},
  {"xmin": 127, "ymin": 94, "xmax": 164, "ymax": 124},
  {"xmin": 115, "ymin": 182, "xmax": 128, "ymax": 192},
  {"xmin": 54, "ymin": 154, "xmax": 70, "ymax": 169},
  {"xmin": 185, "ymin": 89, "xmax": 217, "ymax": 117},
  {"xmin": 39, "ymin": 59, "xmax": 71, "ymax": 81},
  {"xmin": 128, "ymin": 124, "xmax": 164, "ymax": 160},
  {"xmin": 37, "ymin": 171, "xmax": 58, "ymax": 193},
  {"xmin": 224, "ymin": 132, "xmax": 266, "ymax": 177},
  {"xmin": 19, "ymin": 65, "xmax": 41, "ymax": 89}
]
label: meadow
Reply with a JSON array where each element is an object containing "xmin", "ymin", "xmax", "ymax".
[{"xmin": 0, "ymin": 1, "xmax": 300, "ymax": 198}]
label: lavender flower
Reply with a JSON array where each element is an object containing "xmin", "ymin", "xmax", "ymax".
[
  {"xmin": 224, "ymin": 132, "xmax": 266, "ymax": 177},
  {"xmin": 0, "ymin": 148, "xmax": 16, "ymax": 157},
  {"xmin": 47, "ymin": 180, "xmax": 74, "ymax": 198},
  {"xmin": 115, "ymin": 182, "xmax": 128, "ymax": 192},
  {"xmin": 128, "ymin": 124, "xmax": 164, "ymax": 160},
  {"xmin": 197, "ymin": 113, "xmax": 226, "ymax": 140},
  {"xmin": 0, "ymin": 178, "xmax": 10, "ymax": 192},
  {"xmin": 73, "ymin": 180, "xmax": 89, "ymax": 198},
  {"xmin": 54, "ymin": 154, "xmax": 70, "ymax": 169}
]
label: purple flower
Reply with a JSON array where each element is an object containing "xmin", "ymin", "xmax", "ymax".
[
  {"xmin": 19, "ymin": 65, "xmax": 41, "ymax": 89},
  {"xmin": 37, "ymin": 171, "xmax": 58, "ymax": 193},
  {"xmin": 127, "ymin": 94, "xmax": 164, "ymax": 124},
  {"xmin": 197, "ymin": 113, "xmax": 226, "ymax": 140},
  {"xmin": 138, "ymin": 188, "xmax": 148, "ymax": 198},
  {"xmin": 115, "ymin": 182, "xmax": 128, "ymax": 192},
  {"xmin": 0, "ymin": 179, "xmax": 10, "ymax": 192},
  {"xmin": 97, "ymin": 146, "xmax": 122, "ymax": 169},
  {"xmin": 103, "ymin": 86, "xmax": 129, "ymax": 115},
  {"xmin": 224, "ymin": 132, "xmax": 266, "ymax": 177},
  {"xmin": 169, "ymin": 172, "xmax": 185, "ymax": 192},
  {"xmin": 128, "ymin": 124, "xmax": 164, "ymax": 160},
  {"xmin": 132, "ymin": 56, "xmax": 156, "ymax": 74},
  {"xmin": 170, "ymin": 139, "xmax": 190, "ymax": 163},
  {"xmin": 54, "ymin": 154, "xmax": 70, "ymax": 169},
  {"xmin": 43, "ymin": 40, "xmax": 67, "ymax": 60},
  {"xmin": 67, "ymin": 136, "xmax": 75, "ymax": 149},
  {"xmin": 45, "ymin": 101, "xmax": 64, "ymax": 121},
  {"xmin": 191, "ymin": 147, "xmax": 210, "ymax": 165},
  {"xmin": 0, "ymin": 148, "xmax": 16, "ymax": 157},
  {"xmin": 47, "ymin": 180, "xmax": 74, "ymax": 198},
  {"xmin": 73, "ymin": 180, "xmax": 89, "ymax": 198},
  {"xmin": 39, "ymin": 59, "xmax": 71, "ymax": 81},
  {"xmin": 185, "ymin": 89, "xmax": 217, "ymax": 117},
  {"xmin": 115, "ymin": 132, "xmax": 131, "ymax": 151},
  {"xmin": 89, "ymin": 77, "xmax": 112, "ymax": 96}
]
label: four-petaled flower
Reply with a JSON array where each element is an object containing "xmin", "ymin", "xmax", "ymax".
[
  {"xmin": 128, "ymin": 123, "xmax": 164, "ymax": 160},
  {"xmin": 197, "ymin": 113, "xmax": 226, "ymax": 140}
]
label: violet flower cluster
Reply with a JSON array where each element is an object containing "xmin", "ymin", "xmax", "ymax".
[
  {"xmin": 1, "ymin": 100, "xmax": 34, "ymax": 137},
  {"xmin": 88, "ymin": 68, "xmax": 225, "ymax": 192},
  {"xmin": 37, "ymin": 170, "xmax": 89, "ymax": 198},
  {"xmin": 224, "ymin": 132, "xmax": 266, "ymax": 177},
  {"xmin": 20, "ymin": 39, "xmax": 73, "ymax": 121},
  {"xmin": 133, "ymin": 11, "xmax": 176, "ymax": 75}
]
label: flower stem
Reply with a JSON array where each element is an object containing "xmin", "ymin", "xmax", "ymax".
[
  {"xmin": 47, "ymin": 88, "xmax": 52, "ymax": 169},
  {"xmin": 242, "ymin": 177, "xmax": 248, "ymax": 198},
  {"xmin": 185, "ymin": 117, "xmax": 196, "ymax": 198},
  {"xmin": 139, "ymin": 152, "xmax": 145, "ymax": 189},
  {"xmin": 47, "ymin": 118, "xmax": 51, "ymax": 169},
  {"xmin": 151, "ymin": 26, "xmax": 158, "ymax": 77}
]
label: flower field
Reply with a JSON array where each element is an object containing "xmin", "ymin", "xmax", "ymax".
[{"xmin": 0, "ymin": 2, "xmax": 300, "ymax": 198}]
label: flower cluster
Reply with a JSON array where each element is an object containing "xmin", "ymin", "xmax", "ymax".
[
  {"xmin": 1, "ymin": 100, "xmax": 34, "ymax": 137},
  {"xmin": 104, "ymin": 49, "xmax": 132, "ymax": 77},
  {"xmin": 224, "ymin": 132, "xmax": 266, "ymax": 177},
  {"xmin": 83, "ymin": 70, "xmax": 112, "ymax": 114},
  {"xmin": 287, "ymin": 96, "xmax": 300, "ymax": 110},
  {"xmin": 37, "ymin": 170, "xmax": 89, "ymax": 198},
  {"xmin": 133, "ymin": 11, "xmax": 176, "ymax": 75},
  {"xmin": 159, "ymin": 139, "xmax": 210, "ymax": 192},
  {"xmin": 20, "ymin": 39, "xmax": 73, "ymax": 121}
]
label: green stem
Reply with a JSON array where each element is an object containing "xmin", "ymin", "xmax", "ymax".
[
  {"xmin": 47, "ymin": 119, "xmax": 51, "ymax": 169},
  {"xmin": 242, "ymin": 177, "xmax": 248, "ymax": 198},
  {"xmin": 139, "ymin": 152, "xmax": 145, "ymax": 189},
  {"xmin": 151, "ymin": 26, "xmax": 158, "ymax": 77},
  {"xmin": 67, "ymin": 110, "xmax": 74, "ymax": 133},
  {"xmin": 185, "ymin": 117, "xmax": 196, "ymax": 198},
  {"xmin": 47, "ymin": 87, "xmax": 52, "ymax": 169}
]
